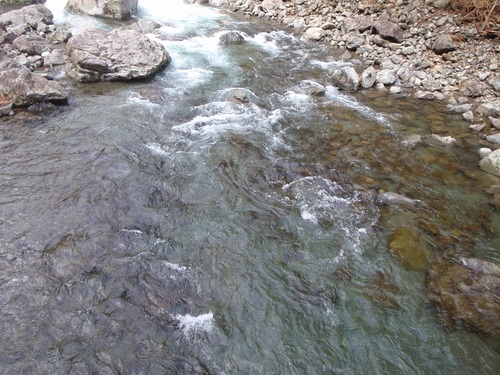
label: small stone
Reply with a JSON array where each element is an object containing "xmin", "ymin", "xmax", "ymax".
[
  {"xmin": 376, "ymin": 69, "xmax": 397, "ymax": 86},
  {"xmin": 477, "ymin": 103, "xmax": 500, "ymax": 117},
  {"xmin": 469, "ymin": 123, "xmax": 486, "ymax": 132},
  {"xmin": 478, "ymin": 148, "xmax": 492, "ymax": 158},
  {"xmin": 448, "ymin": 104, "xmax": 472, "ymax": 113},
  {"xmin": 486, "ymin": 133, "xmax": 500, "ymax": 144},
  {"xmin": 480, "ymin": 149, "xmax": 500, "ymax": 175},
  {"xmin": 462, "ymin": 111, "xmax": 474, "ymax": 122},
  {"xmin": 303, "ymin": 27, "xmax": 325, "ymax": 41},
  {"xmin": 389, "ymin": 86, "xmax": 402, "ymax": 94},
  {"xmin": 432, "ymin": 134, "xmax": 457, "ymax": 144},
  {"xmin": 416, "ymin": 90, "xmax": 436, "ymax": 100},
  {"xmin": 489, "ymin": 117, "xmax": 500, "ymax": 129},
  {"xmin": 361, "ymin": 66, "xmax": 377, "ymax": 89}
]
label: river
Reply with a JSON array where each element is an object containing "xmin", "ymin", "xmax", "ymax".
[{"xmin": 0, "ymin": 0, "xmax": 499, "ymax": 373}]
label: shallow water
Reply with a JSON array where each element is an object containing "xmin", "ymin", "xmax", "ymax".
[{"xmin": 1, "ymin": 1, "xmax": 499, "ymax": 374}]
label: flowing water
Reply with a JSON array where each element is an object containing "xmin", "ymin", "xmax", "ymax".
[{"xmin": 1, "ymin": 1, "xmax": 499, "ymax": 374}]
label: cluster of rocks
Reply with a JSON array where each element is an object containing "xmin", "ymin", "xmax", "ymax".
[
  {"xmin": 0, "ymin": 0, "xmax": 170, "ymax": 115},
  {"xmin": 214, "ymin": 0, "xmax": 500, "ymax": 150}
]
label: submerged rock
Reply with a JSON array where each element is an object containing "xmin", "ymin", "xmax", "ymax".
[
  {"xmin": 219, "ymin": 31, "xmax": 245, "ymax": 45},
  {"xmin": 388, "ymin": 227, "xmax": 431, "ymax": 272},
  {"xmin": 426, "ymin": 257, "xmax": 500, "ymax": 350},
  {"xmin": 65, "ymin": 29, "xmax": 171, "ymax": 82},
  {"xmin": 65, "ymin": 0, "xmax": 138, "ymax": 20}
]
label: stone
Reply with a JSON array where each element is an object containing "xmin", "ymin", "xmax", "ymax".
[
  {"xmin": 65, "ymin": 29, "xmax": 171, "ymax": 82},
  {"xmin": 361, "ymin": 66, "xmax": 377, "ymax": 89},
  {"xmin": 376, "ymin": 69, "xmax": 397, "ymax": 86},
  {"xmin": 219, "ymin": 31, "xmax": 245, "ymax": 45},
  {"xmin": 469, "ymin": 123, "xmax": 485, "ymax": 132},
  {"xmin": 422, "ymin": 79, "xmax": 442, "ymax": 92},
  {"xmin": 388, "ymin": 227, "xmax": 431, "ymax": 272},
  {"xmin": 462, "ymin": 111, "xmax": 474, "ymax": 122},
  {"xmin": 480, "ymin": 149, "xmax": 500, "ymax": 176},
  {"xmin": 389, "ymin": 86, "xmax": 402, "ymax": 94},
  {"xmin": 488, "ymin": 76, "xmax": 500, "ymax": 92},
  {"xmin": 447, "ymin": 104, "xmax": 471, "ymax": 113},
  {"xmin": 0, "ymin": 4, "xmax": 53, "ymax": 28},
  {"xmin": 12, "ymin": 34, "xmax": 50, "ymax": 55},
  {"xmin": 372, "ymin": 20, "xmax": 403, "ymax": 43},
  {"xmin": 65, "ymin": 0, "xmax": 138, "ymax": 20},
  {"xmin": 486, "ymin": 133, "xmax": 500, "ymax": 145},
  {"xmin": 416, "ymin": 90, "xmax": 436, "ymax": 100},
  {"xmin": 478, "ymin": 148, "xmax": 492, "ymax": 158},
  {"xmin": 346, "ymin": 34, "xmax": 365, "ymax": 51},
  {"xmin": 128, "ymin": 19, "xmax": 161, "ymax": 34},
  {"xmin": 43, "ymin": 48, "xmax": 65, "ymax": 66},
  {"xmin": 377, "ymin": 192, "xmax": 418, "ymax": 208},
  {"xmin": 489, "ymin": 117, "xmax": 500, "ymax": 129},
  {"xmin": 292, "ymin": 81, "xmax": 326, "ymax": 97},
  {"xmin": 226, "ymin": 89, "xmax": 250, "ymax": 104},
  {"xmin": 432, "ymin": 0, "xmax": 450, "ymax": 8},
  {"xmin": 0, "ymin": 66, "xmax": 67, "ymax": 106},
  {"xmin": 331, "ymin": 67, "xmax": 360, "ymax": 92},
  {"xmin": 426, "ymin": 257, "xmax": 500, "ymax": 350},
  {"xmin": 477, "ymin": 103, "xmax": 500, "ymax": 117},
  {"xmin": 432, "ymin": 34, "xmax": 456, "ymax": 54},
  {"xmin": 48, "ymin": 25, "xmax": 72, "ymax": 43},
  {"xmin": 303, "ymin": 27, "xmax": 324, "ymax": 41},
  {"xmin": 459, "ymin": 79, "xmax": 488, "ymax": 98}
]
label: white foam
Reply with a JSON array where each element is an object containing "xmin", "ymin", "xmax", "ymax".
[
  {"xmin": 163, "ymin": 261, "xmax": 187, "ymax": 272},
  {"xmin": 146, "ymin": 143, "xmax": 169, "ymax": 156},
  {"xmin": 174, "ymin": 311, "xmax": 214, "ymax": 334}
]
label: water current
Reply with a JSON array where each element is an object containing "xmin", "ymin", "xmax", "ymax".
[{"xmin": 1, "ymin": 0, "xmax": 499, "ymax": 373}]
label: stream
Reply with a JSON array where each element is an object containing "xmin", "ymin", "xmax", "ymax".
[{"xmin": 0, "ymin": 0, "xmax": 499, "ymax": 373}]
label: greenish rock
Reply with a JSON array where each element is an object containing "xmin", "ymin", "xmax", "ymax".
[{"xmin": 388, "ymin": 227, "xmax": 431, "ymax": 272}]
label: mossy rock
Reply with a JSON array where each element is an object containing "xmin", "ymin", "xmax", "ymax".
[{"xmin": 388, "ymin": 227, "xmax": 431, "ymax": 272}]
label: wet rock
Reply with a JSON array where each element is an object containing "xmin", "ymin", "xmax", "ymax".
[
  {"xmin": 388, "ymin": 227, "xmax": 431, "ymax": 272},
  {"xmin": 65, "ymin": 0, "xmax": 138, "ymax": 20},
  {"xmin": 366, "ymin": 270, "xmax": 402, "ymax": 311},
  {"xmin": 0, "ymin": 4, "xmax": 53, "ymax": 29},
  {"xmin": 361, "ymin": 66, "xmax": 377, "ymax": 89},
  {"xmin": 331, "ymin": 66, "xmax": 360, "ymax": 92},
  {"xmin": 377, "ymin": 192, "xmax": 418, "ymax": 208},
  {"xmin": 128, "ymin": 19, "xmax": 161, "ymax": 34},
  {"xmin": 432, "ymin": 34, "xmax": 456, "ymax": 54},
  {"xmin": 479, "ymin": 149, "xmax": 500, "ymax": 176},
  {"xmin": 0, "ymin": 66, "xmax": 67, "ymax": 106},
  {"xmin": 416, "ymin": 90, "xmax": 437, "ymax": 100},
  {"xmin": 226, "ymin": 89, "xmax": 250, "ymax": 104},
  {"xmin": 219, "ymin": 31, "xmax": 245, "ymax": 45},
  {"xmin": 426, "ymin": 257, "xmax": 500, "ymax": 350},
  {"xmin": 292, "ymin": 81, "xmax": 325, "ymax": 97},
  {"xmin": 65, "ymin": 29, "xmax": 171, "ymax": 82},
  {"xmin": 12, "ymin": 34, "xmax": 50, "ymax": 55}
]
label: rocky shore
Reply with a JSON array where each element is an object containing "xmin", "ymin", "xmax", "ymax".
[{"xmin": 1, "ymin": 0, "xmax": 499, "ymax": 351}]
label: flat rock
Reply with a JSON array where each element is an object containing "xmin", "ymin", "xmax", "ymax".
[{"xmin": 65, "ymin": 29, "xmax": 171, "ymax": 82}]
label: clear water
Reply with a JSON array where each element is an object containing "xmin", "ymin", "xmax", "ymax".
[{"xmin": 1, "ymin": 1, "xmax": 499, "ymax": 374}]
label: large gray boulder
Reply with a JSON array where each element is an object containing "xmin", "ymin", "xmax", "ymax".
[
  {"xmin": 65, "ymin": 29, "xmax": 171, "ymax": 82},
  {"xmin": 65, "ymin": 0, "xmax": 138, "ymax": 20},
  {"xmin": 0, "ymin": 58, "xmax": 67, "ymax": 106},
  {"xmin": 0, "ymin": 4, "xmax": 53, "ymax": 28},
  {"xmin": 331, "ymin": 67, "xmax": 360, "ymax": 92}
]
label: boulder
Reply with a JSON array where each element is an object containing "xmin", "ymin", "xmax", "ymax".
[
  {"xmin": 219, "ymin": 31, "xmax": 245, "ymax": 45},
  {"xmin": 479, "ymin": 149, "xmax": 500, "ymax": 175},
  {"xmin": 426, "ymin": 257, "xmax": 500, "ymax": 350},
  {"xmin": 331, "ymin": 67, "xmax": 360, "ymax": 92},
  {"xmin": 486, "ymin": 133, "xmax": 500, "ymax": 145},
  {"xmin": 376, "ymin": 69, "xmax": 397, "ymax": 86},
  {"xmin": 12, "ymin": 34, "xmax": 50, "ymax": 55},
  {"xmin": 459, "ymin": 79, "xmax": 488, "ymax": 98},
  {"xmin": 0, "ymin": 4, "xmax": 53, "ymax": 28},
  {"xmin": 372, "ymin": 20, "xmax": 403, "ymax": 43},
  {"xmin": 128, "ymin": 19, "xmax": 162, "ymax": 34},
  {"xmin": 0, "ymin": 65, "xmax": 67, "ymax": 106},
  {"xmin": 488, "ymin": 76, "xmax": 500, "ymax": 92},
  {"xmin": 361, "ymin": 66, "xmax": 377, "ymax": 89},
  {"xmin": 65, "ymin": 29, "xmax": 171, "ymax": 82},
  {"xmin": 303, "ymin": 27, "xmax": 324, "ymax": 41},
  {"xmin": 432, "ymin": 34, "xmax": 456, "ymax": 54},
  {"xmin": 65, "ymin": 0, "xmax": 138, "ymax": 20}
]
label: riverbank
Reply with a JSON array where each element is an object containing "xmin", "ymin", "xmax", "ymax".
[{"xmin": 209, "ymin": 0, "xmax": 500, "ymax": 142}]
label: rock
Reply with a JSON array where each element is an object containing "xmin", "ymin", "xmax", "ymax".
[
  {"xmin": 0, "ymin": 95, "xmax": 13, "ymax": 116},
  {"xmin": 478, "ymin": 148, "xmax": 492, "ymax": 158},
  {"xmin": 65, "ymin": 0, "xmax": 138, "ymax": 20},
  {"xmin": 43, "ymin": 48, "xmax": 65, "ymax": 66},
  {"xmin": 303, "ymin": 27, "xmax": 324, "ymax": 41},
  {"xmin": 361, "ymin": 66, "xmax": 377, "ymax": 89},
  {"xmin": 12, "ymin": 34, "xmax": 50, "ymax": 55},
  {"xmin": 432, "ymin": 0, "xmax": 450, "ymax": 8},
  {"xmin": 422, "ymin": 79, "xmax": 442, "ymax": 92},
  {"xmin": 331, "ymin": 67, "xmax": 360, "ymax": 92},
  {"xmin": 416, "ymin": 90, "xmax": 437, "ymax": 100},
  {"xmin": 432, "ymin": 34, "xmax": 456, "ymax": 54},
  {"xmin": 346, "ymin": 34, "xmax": 365, "ymax": 51},
  {"xmin": 128, "ymin": 19, "xmax": 161, "ymax": 34},
  {"xmin": 469, "ymin": 123, "xmax": 486, "ymax": 132},
  {"xmin": 447, "ymin": 103, "xmax": 472, "ymax": 113},
  {"xmin": 462, "ymin": 111, "xmax": 474, "ymax": 122},
  {"xmin": 376, "ymin": 69, "xmax": 397, "ymax": 86},
  {"xmin": 459, "ymin": 79, "xmax": 488, "ymax": 98},
  {"xmin": 488, "ymin": 76, "xmax": 500, "ymax": 92},
  {"xmin": 219, "ymin": 31, "xmax": 245, "ymax": 45},
  {"xmin": 486, "ymin": 133, "xmax": 500, "ymax": 145},
  {"xmin": 388, "ymin": 227, "xmax": 431, "ymax": 272},
  {"xmin": 65, "ymin": 29, "xmax": 171, "ymax": 82},
  {"xmin": 426, "ymin": 257, "xmax": 500, "ymax": 350},
  {"xmin": 480, "ymin": 149, "xmax": 500, "ymax": 176},
  {"xmin": 389, "ymin": 86, "xmax": 402, "ymax": 94},
  {"xmin": 226, "ymin": 89, "xmax": 250, "ymax": 104},
  {"xmin": 292, "ymin": 81, "xmax": 326, "ymax": 97},
  {"xmin": 0, "ymin": 66, "xmax": 67, "ymax": 106},
  {"xmin": 372, "ymin": 19, "xmax": 403, "ymax": 43},
  {"xmin": 477, "ymin": 103, "xmax": 500, "ymax": 117},
  {"xmin": 0, "ymin": 4, "xmax": 53, "ymax": 29},
  {"xmin": 377, "ymin": 192, "xmax": 418, "ymax": 208},
  {"xmin": 432, "ymin": 134, "xmax": 457, "ymax": 144},
  {"xmin": 489, "ymin": 117, "xmax": 500, "ymax": 129},
  {"xmin": 48, "ymin": 25, "xmax": 72, "ymax": 44}
]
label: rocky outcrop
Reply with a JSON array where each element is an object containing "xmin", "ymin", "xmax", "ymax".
[
  {"xmin": 426, "ymin": 257, "xmax": 500, "ymax": 350},
  {"xmin": 65, "ymin": 0, "xmax": 138, "ymax": 20},
  {"xmin": 0, "ymin": 58, "xmax": 67, "ymax": 106},
  {"xmin": 65, "ymin": 29, "xmax": 171, "ymax": 82}
]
